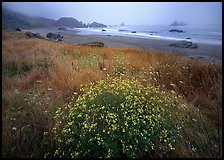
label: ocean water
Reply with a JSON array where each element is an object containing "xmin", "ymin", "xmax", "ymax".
[{"xmin": 70, "ymin": 25, "xmax": 222, "ymax": 45}]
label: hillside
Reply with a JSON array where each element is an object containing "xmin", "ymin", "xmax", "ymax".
[
  {"xmin": 26, "ymin": 16, "xmax": 56, "ymax": 28},
  {"xmin": 2, "ymin": 7, "xmax": 32, "ymax": 29},
  {"xmin": 2, "ymin": 8, "xmax": 105, "ymax": 29},
  {"xmin": 2, "ymin": 30, "xmax": 222, "ymax": 158},
  {"xmin": 2, "ymin": 7, "xmax": 56, "ymax": 29}
]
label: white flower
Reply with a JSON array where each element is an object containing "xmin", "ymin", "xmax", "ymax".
[
  {"xmin": 15, "ymin": 90, "xmax": 19, "ymax": 95},
  {"xmin": 179, "ymin": 81, "xmax": 184, "ymax": 84},
  {"xmin": 170, "ymin": 83, "xmax": 176, "ymax": 87},
  {"xmin": 171, "ymin": 90, "xmax": 175, "ymax": 94},
  {"xmin": 73, "ymin": 92, "xmax": 78, "ymax": 95},
  {"xmin": 12, "ymin": 127, "xmax": 17, "ymax": 130}
]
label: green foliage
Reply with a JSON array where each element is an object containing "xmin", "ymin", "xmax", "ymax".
[
  {"xmin": 113, "ymin": 51, "xmax": 126, "ymax": 76},
  {"xmin": 2, "ymin": 58, "xmax": 53, "ymax": 77},
  {"xmin": 50, "ymin": 76, "xmax": 185, "ymax": 158},
  {"xmin": 75, "ymin": 50, "xmax": 103, "ymax": 70},
  {"xmin": 3, "ymin": 62, "xmax": 33, "ymax": 77}
]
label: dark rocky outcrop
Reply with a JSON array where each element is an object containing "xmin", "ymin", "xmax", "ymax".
[
  {"xmin": 46, "ymin": 33, "xmax": 63, "ymax": 41},
  {"xmin": 149, "ymin": 31, "xmax": 157, "ymax": 33},
  {"xmin": 119, "ymin": 29, "xmax": 128, "ymax": 32},
  {"xmin": 54, "ymin": 17, "xmax": 86, "ymax": 28},
  {"xmin": 169, "ymin": 40, "xmax": 198, "ymax": 49},
  {"xmin": 170, "ymin": 20, "xmax": 187, "ymax": 26},
  {"xmin": 58, "ymin": 27, "xmax": 67, "ymax": 31},
  {"xmin": 87, "ymin": 22, "xmax": 107, "ymax": 28},
  {"xmin": 25, "ymin": 32, "xmax": 43, "ymax": 39},
  {"xmin": 81, "ymin": 41, "xmax": 105, "ymax": 47},
  {"xmin": 25, "ymin": 32, "xmax": 34, "ymax": 38},
  {"xmin": 169, "ymin": 29, "xmax": 185, "ymax": 33},
  {"xmin": 15, "ymin": 28, "xmax": 21, "ymax": 31},
  {"xmin": 189, "ymin": 43, "xmax": 198, "ymax": 49},
  {"xmin": 33, "ymin": 33, "xmax": 40, "ymax": 37}
]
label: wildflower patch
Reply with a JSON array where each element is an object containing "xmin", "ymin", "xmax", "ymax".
[{"xmin": 50, "ymin": 76, "xmax": 185, "ymax": 158}]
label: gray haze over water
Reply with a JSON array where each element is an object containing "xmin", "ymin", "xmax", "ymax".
[{"xmin": 2, "ymin": 2, "xmax": 222, "ymax": 28}]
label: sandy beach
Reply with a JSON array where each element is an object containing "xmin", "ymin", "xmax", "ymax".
[{"xmin": 23, "ymin": 27, "xmax": 222, "ymax": 63}]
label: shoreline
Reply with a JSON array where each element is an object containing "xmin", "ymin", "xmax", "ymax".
[{"xmin": 23, "ymin": 27, "xmax": 222, "ymax": 64}]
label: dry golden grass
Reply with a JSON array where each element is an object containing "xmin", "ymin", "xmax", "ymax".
[{"xmin": 2, "ymin": 30, "xmax": 222, "ymax": 158}]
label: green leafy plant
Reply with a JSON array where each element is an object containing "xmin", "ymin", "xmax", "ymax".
[{"xmin": 50, "ymin": 76, "xmax": 185, "ymax": 158}]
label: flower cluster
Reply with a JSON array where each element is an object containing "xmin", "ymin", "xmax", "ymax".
[{"xmin": 51, "ymin": 76, "xmax": 184, "ymax": 158}]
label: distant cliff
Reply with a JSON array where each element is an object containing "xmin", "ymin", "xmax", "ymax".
[
  {"xmin": 2, "ymin": 7, "xmax": 107, "ymax": 29},
  {"xmin": 2, "ymin": 7, "xmax": 55, "ymax": 29},
  {"xmin": 170, "ymin": 20, "xmax": 187, "ymax": 26},
  {"xmin": 87, "ymin": 22, "xmax": 107, "ymax": 28}
]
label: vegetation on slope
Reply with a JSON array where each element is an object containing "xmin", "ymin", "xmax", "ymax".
[{"xmin": 2, "ymin": 30, "xmax": 222, "ymax": 158}]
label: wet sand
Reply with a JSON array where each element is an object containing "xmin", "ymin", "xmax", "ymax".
[{"xmin": 23, "ymin": 27, "xmax": 222, "ymax": 64}]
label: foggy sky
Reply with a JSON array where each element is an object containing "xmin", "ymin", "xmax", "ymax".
[{"xmin": 2, "ymin": 2, "xmax": 222, "ymax": 27}]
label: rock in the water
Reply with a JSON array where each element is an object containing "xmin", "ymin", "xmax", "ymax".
[
  {"xmin": 87, "ymin": 22, "xmax": 107, "ymax": 28},
  {"xmin": 169, "ymin": 29, "xmax": 184, "ymax": 33},
  {"xmin": 170, "ymin": 20, "xmax": 187, "ymax": 26},
  {"xmin": 102, "ymin": 29, "xmax": 106, "ymax": 31},
  {"xmin": 119, "ymin": 29, "xmax": 128, "ymax": 32},
  {"xmin": 15, "ymin": 28, "xmax": 21, "ymax": 31},
  {"xmin": 81, "ymin": 41, "xmax": 104, "ymax": 47},
  {"xmin": 169, "ymin": 40, "xmax": 198, "ymax": 49},
  {"xmin": 58, "ymin": 27, "xmax": 67, "ymax": 31},
  {"xmin": 149, "ymin": 31, "xmax": 157, "ymax": 33},
  {"xmin": 46, "ymin": 33, "xmax": 63, "ymax": 41},
  {"xmin": 131, "ymin": 31, "xmax": 136, "ymax": 33}
]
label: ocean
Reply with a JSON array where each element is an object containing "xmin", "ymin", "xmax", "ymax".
[{"xmin": 70, "ymin": 25, "xmax": 222, "ymax": 45}]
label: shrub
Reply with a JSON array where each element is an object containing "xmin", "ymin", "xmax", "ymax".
[
  {"xmin": 3, "ymin": 62, "xmax": 33, "ymax": 77},
  {"xmin": 75, "ymin": 51, "xmax": 103, "ymax": 71},
  {"xmin": 50, "ymin": 76, "xmax": 185, "ymax": 158}
]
